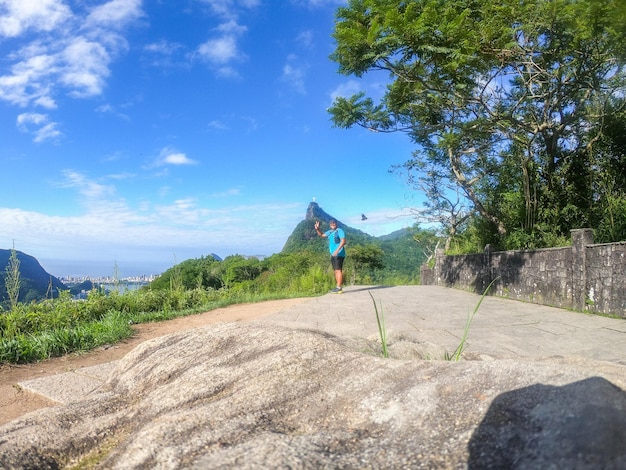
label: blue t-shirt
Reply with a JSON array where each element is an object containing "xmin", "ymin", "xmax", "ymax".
[{"xmin": 324, "ymin": 228, "xmax": 346, "ymax": 257}]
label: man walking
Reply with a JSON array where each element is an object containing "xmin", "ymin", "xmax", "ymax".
[{"xmin": 315, "ymin": 218, "xmax": 346, "ymax": 294}]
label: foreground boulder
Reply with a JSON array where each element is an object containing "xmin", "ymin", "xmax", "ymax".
[{"xmin": 1, "ymin": 323, "xmax": 625, "ymax": 469}]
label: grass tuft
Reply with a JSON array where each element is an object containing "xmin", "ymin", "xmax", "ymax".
[
  {"xmin": 445, "ymin": 278, "xmax": 498, "ymax": 361},
  {"xmin": 369, "ymin": 291, "xmax": 388, "ymax": 358}
]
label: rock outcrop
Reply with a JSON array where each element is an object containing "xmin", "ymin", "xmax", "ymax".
[
  {"xmin": 305, "ymin": 201, "xmax": 343, "ymax": 226},
  {"xmin": 1, "ymin": 322, "xmax": 625, "ymax": 469}
]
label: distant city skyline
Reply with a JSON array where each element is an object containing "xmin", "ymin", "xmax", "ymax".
[
  {"xmin": 42, "ymin": 258, "xmax": 174, "ymax": 279},
  {"xmin": 59, "ymin": 274, "xmax": 157, "ymax": 284}
]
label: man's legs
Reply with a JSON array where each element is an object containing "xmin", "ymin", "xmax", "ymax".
[
  {"xmin": 330, "ymin": 256, "xmax": 344, "ymax": 293},
  {"xmin": 334, "ymin": 269, "xmax": 343, "ymax": 288}
]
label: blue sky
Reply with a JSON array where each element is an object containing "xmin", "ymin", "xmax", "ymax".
[{"xmin": 0, "ymin": 0, "xmax": 420, "ymax": 278}]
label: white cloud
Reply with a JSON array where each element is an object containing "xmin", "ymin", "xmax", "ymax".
[
  {"xmin": 34, "ymin": 94, "xmax": 56, "ymax": 109},
  {"xmin": 197, "ymin": 20, "xmax": 248, "ymax": 71},
  {"xmin": 95, "ymin": 103, "xmax": 130, "ymax": 121},
  {"xmin": 16, "ymin": 112, "xmax": 62, "ymax": 142},
  {"xmin": 0, "ymin": 0, "xmax": 71, "ymax": 38},
  {"xmin": 96, "ymin": 103, "xmax": 113, "ymax": 113},
  {"xmin": 217, "ymin": 19, "xmax": 247, "ymax": 36},
  {"xmin": 60, "ymin": 37, "xmax": 111, "ymax": 97},
  {"xmin": 206, "ymin": 115, "xmax": 257, "ymax": 132},
  {"xmin": 196, "ymin": 18, "xmax": 249, "ymax": 77},
  {"xmin": 16, "ymin": 111, "xmax": 47, "ymax": 127},
  {"xmin": 296, "ymin": 30, "xmax": 314, "ymax": 49},
  {"xmin": 197, "ymin": 0, "xmax": 236, "ymax": 18},
  {"xmin": 32, "ymin": 122, "xmax": 61, "ymax": 142},
  {"xmin": 144, "ymin": 40, "xmax": 178, "ymax": 54},
  {"xmin": 85, "ymin": 0, "xmax": 143, "ymax": 29},
  {"xmin": 329, "ymin": 78, "xmax": 389, "ymax": 106},
  {"xmin": 210, "ymin": 187, "xmax": 241, "ymax": 198},
  {"xmin": 294, "ymin": 0, "xmax": 346, "ymax": 8},
  {"xmin": 197, "ymin": 0, "xmax": 260, "ymax": 19},
  {"xmin": 282, "ymin": 56, "xmax": 307, "ymax": 94},
  {"xmin": 143, "ymin": 40, "xmax": 185, "ymax": 67},
  {"xmin": 107, "ymin": 171, "xmax": 136, "ymax": 180},
  {"xmin": 0, "ymin": 49, "xmax": 58, "ymax": 107},
  {"xmin": 1, "ymin": 34, "xmax": 115, "ymax": 107},
  {"xmin": 0, "ymin": 198, "xmax": 304, "ymax": 275},
  {"xmin": 214, "ymin": 65, "xmax": 239, "ymax": 78},
  {"xmin": 0, "ymin": 0, "xmax": 144, "ymax": 117},
  {"xmin": 329, "ymin": 79, "xmax": 362, "ymax": 104},
  {"xmin": 155, "ymin": 147, "xmax": 198, "ymax": 166},
  {"xmin": 164, "ymin": 153, "xmax": 196, "ymax": 165},
  {"xmin": 207, "ymin": 119, "xmax": 229, "ymax": 130},
  {"xmin": 57, "ymin": 170, "xmax": 115, "ymax": 199},
  {"xmin": 198, "ymin": 34, "xmax": 239, "ymax": 65}
]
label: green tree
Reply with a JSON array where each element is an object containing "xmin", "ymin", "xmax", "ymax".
[
  {"xmin": 349, "ymin": 244, "xmax": 384, "ymax": 284},
  {"xmin": 329, "ymin": 0, "xmax": 626, "ymax": 249},
  {"xmin": 220, "ymin": 255, "xmax": 264, "ymax": 289},
  {"xmin": 5, "ymin": 244, "xmax": 21, "ymax": 308},
  {"xmin": 410, "ymin": 226, "xmax": 443, "ymax": 265},
  {"xmin": 589, "ymin": 104, "xmax": 626, "ymax": 243},
  {"xmin": 150, "ymin": 255, "xmax": 223, "ymax": 291}
]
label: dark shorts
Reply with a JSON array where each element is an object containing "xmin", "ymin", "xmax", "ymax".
[{"xmin": 331, "ymin": 255, "xmax": 345, "ymax": 271}]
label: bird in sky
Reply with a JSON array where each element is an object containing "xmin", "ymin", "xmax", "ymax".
[{"xmin": 361, "ymin": 214, "xmax": 368, "ymax": 221}]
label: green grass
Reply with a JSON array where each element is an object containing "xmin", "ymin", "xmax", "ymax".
[
  {"xmin": 0, "ymin": 287, "xmax": 317, "ymax": 364},
  {"xmin": 369, "ymin": 291, "xmax": 389, "ymax": 358},
  {"xmin": 444, "ymin": 278, "xmax": 498, "ymax": 361}
]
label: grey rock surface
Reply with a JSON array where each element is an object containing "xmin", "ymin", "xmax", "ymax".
[{"xmin": 1, "ymin": 321, "xmax": 625, "ymax": 469}]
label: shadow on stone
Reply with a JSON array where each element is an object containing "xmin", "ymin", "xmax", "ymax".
[
  {"xmin": 468, "ymin": 376, "xmax": 626, "ymax": 469},
  {"xmin": 344, "ymin": 285, "xmax": 394, "ymax": 294}
]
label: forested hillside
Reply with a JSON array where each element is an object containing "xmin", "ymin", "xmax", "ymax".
[{"xmin": 0, "ymin": 249, "xmax": 66, "ymax": 307}]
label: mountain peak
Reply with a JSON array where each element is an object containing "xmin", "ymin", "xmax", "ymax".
[{"xmin": 305, "ymin": 202, "xmax": 344, "ymax": 227}]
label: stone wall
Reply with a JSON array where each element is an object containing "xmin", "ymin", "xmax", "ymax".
[{"xmin": 420, "ymin": 229, "xmax": 626, "ymax": 318}]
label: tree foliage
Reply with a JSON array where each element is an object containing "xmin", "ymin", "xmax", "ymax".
[
  {"xmin": 4, "ymin": 246, "xmax": 21, "ymax": 308},
  {"xmin": 329, "ymin": 0, "xmax": 626, "ymax": 250},
  {"xmin": 150, "ymin": 255, "xmax": 223, "ymax": 291},
  {"xmin": 349, "ymin": 244, "xmax": 384, "ymax": 283}
]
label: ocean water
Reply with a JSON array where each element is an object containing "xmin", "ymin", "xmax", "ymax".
[{"xmin": 100, "ymin": 282, "xmax": 149, "ymax": 294}]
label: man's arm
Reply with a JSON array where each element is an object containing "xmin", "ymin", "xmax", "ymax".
[{"xmin": 314, "ymin": 221, "xmax": 326, "ymax": 238}]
